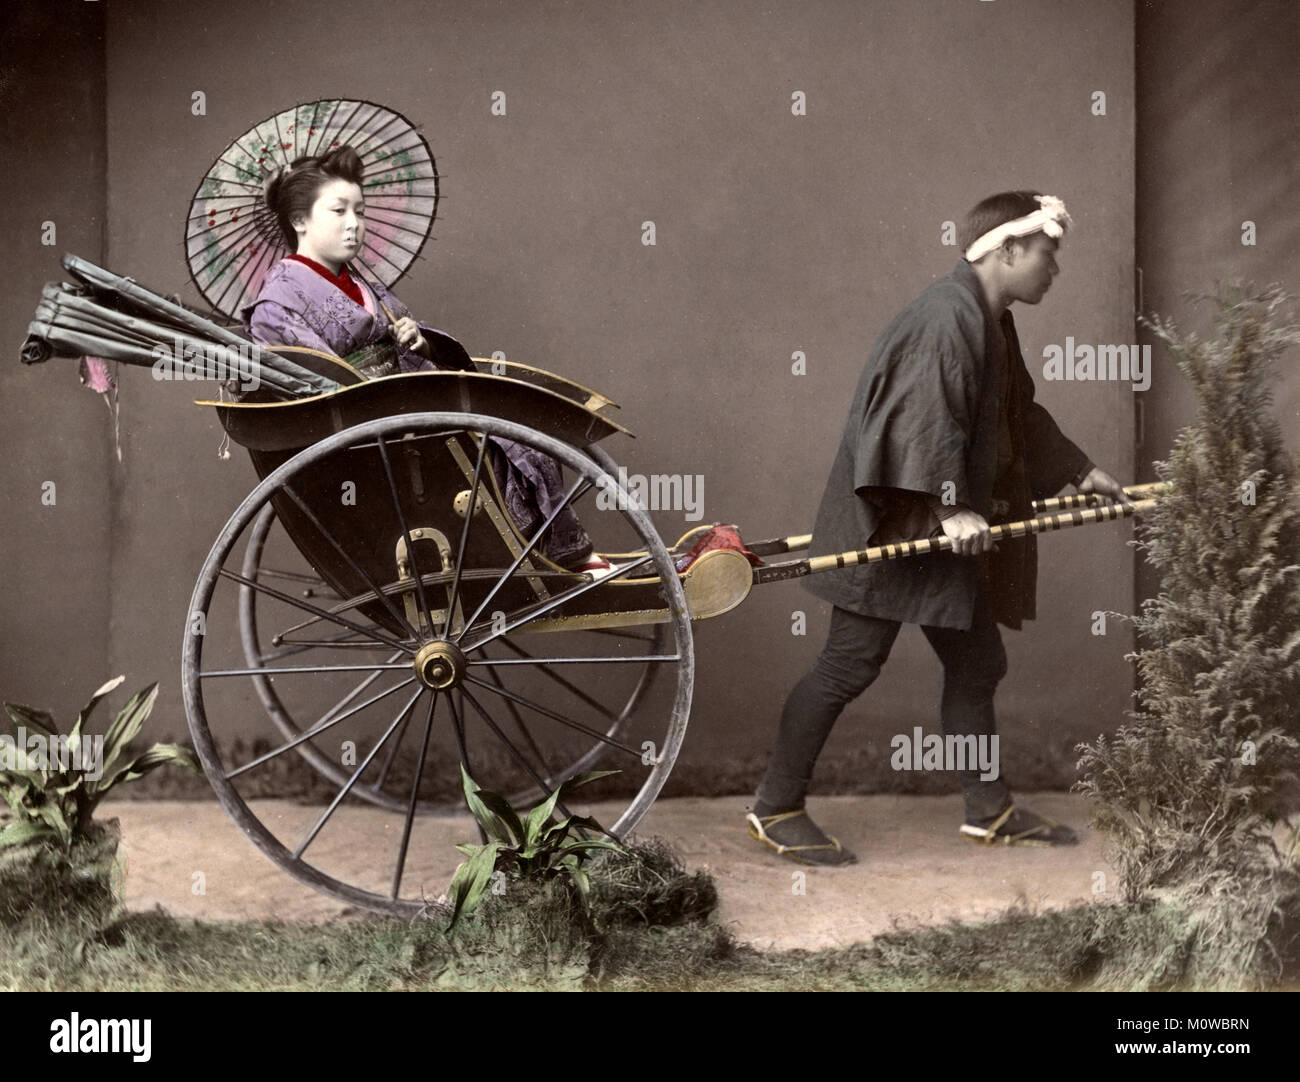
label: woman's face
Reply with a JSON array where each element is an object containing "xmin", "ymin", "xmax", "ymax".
[{"xmin": 292, "ymin": 177, "xmax": 365, "ymax": 270}]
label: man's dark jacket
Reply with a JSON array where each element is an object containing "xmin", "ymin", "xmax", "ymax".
[{"xmin": 803, "ymin": 259, "xmax": 1090, "ymax": 631}]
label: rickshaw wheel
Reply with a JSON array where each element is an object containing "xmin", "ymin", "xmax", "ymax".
[
  {"xmin": 237, "ymin": 502, "xmax": 669, "ymax": 813},
  {"xmin": 183, "ymin": 412, "xmax": 693, "ymax": 917}
]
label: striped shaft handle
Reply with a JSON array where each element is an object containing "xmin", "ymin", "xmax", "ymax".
[
  {"xmin": 1035, "ymin": 481, "xmax": 1169, "ymax": 513},
  {"xmin": 744, "ymin": 482, "xmax": 1170, "ymax": 559},
  {"xmin": 752, "ymin": 498, "xmax": 1157, "ymax": 585}
]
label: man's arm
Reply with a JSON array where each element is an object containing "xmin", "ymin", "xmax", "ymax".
[
  {"xmin": 851, "ymin": 299, "xmax": 992, "ymax": 552},
  {"xmin": 851, "ymin": 309, "xmax": 986, "ymax": 508},
  {"xmin": 1021, "ymin": 388, "xmax": 1129, "ymax": 503},
  {"xmin": 1008, "ymin": 336, "xmax": 1130, "ymax": 501},
  {"xmin": 1020, "ymin": 392, "xmax": 1093, "ymax": 498},
  {"xmin": 996, "ymin": 313, "xmax": 1094, "ymax": 497}
]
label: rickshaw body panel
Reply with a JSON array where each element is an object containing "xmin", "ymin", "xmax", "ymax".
[{"xmin": 197, "ymin": 367, "xmax": 686, "ymax": 639}]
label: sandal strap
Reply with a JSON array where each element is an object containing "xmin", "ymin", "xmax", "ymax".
[
  {"xmin": 746, "ymin": 811, "xmax": 843, "ymax": 856},
  {"xmin": 985, "ymin": 804, "xmax": 1017, "ymax": 836},
  {"xmin": 960, "ymin": 803, "xmax": 1062, "ymax": 845},
  {"xmin": 754, "ymin": 809, "xmax": 809, "ymax": 828}
]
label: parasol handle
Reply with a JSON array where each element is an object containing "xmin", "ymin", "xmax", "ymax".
[
  {"xmin": 376, "ymin": 297, "xmax": 400, "ymax": 332},
  {"xmin": 347, "ymin": 265, "xmax": 402, "ymax": 332},
  {"xmin": 752, "ymin": 497, "xmax": 1159, "ymax": 585}
]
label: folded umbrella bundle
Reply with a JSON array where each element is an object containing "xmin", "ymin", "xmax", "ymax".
[{"xmin": 21, "ymin": 254, "xmax": 341, "ymax": 400}]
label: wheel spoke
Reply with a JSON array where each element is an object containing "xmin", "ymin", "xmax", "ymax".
[
  {"xmin": 293, "ymin": 686, "xmax": 425, "ymax": 859},
  {"xmin": 588, "ymin": 627, "xmax": 658, "ymax": 642},
  {"xmin": 314, "ymin": 651, "xmax": 407, "ymax": 733},
  {"xmin": 466, "ymin": 655, "xmax": 679, "ymax": 667},
  {"xmin": 201, "ymin": 663, "xmax": 411, "ymax": 677},
  {"xmin": 447, "ymin": 690, "xmax": 470, "ymax": 773},
  {"xmin": 264, "ymin": 637, "xmax": 394, "ymax": 651},
  {"xmin": 478, "ymin": 643, "xmax": 554, "ymax": 780},
  {"xmin": 258, "ymin": 629, "xmax": 379, "ymax": 661},
  {"xmin": 281, "ymin": 481, "xmax": 421, "ymax": 641},
  {"xmin": 493, "ymin": 635, "xmax": 620, "ymax": 721},
  {"xmin": 462, "ymin": 673, "xmax": 643, "ymax": 758},
  {"xmin": 256, "ymin": 566, "xmax": 335, "ymax": 588},
  {"xmin": 461, "ymin": 553, "xmax": 654, "ymax": 652},
  {"xmin": 392, "ymin": 691, "xmax": 439, "ymax": 899},
  {"xmin": 456, "ymin": 475, "xmax": 595, "ymax": 641},
  {"xmin": 270, "ymin": 567, "xmax": 576, "ymax": 644},
  {"xmin": 225, "ymin": 676, "xmax": 417, "ymax": 779},
  {"xmin": 375, "ymin": 434, "xmax": 436, "ymax": 636},
  {"xmin": 218, "ymin": 567, "xmax": 415, "ymax": 655},
  {"xmin": 447, "ymin": 691, "xmax": 488, "ymax": 845},
  {"xmin": 459, "ymin": 686, "xmax": 577, "ymax": 819},
  {"xmin": 443, "ymin": 433, "xmax": 488, "ymax": 640},
  {"xmin": 370, "ymin": 691, "xmax": 417, "ymax": 792}
]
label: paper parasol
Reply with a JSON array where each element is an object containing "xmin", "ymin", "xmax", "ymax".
[{"xmin": 185, "ymin": 98, "xmax": 439, "ymax": 318}]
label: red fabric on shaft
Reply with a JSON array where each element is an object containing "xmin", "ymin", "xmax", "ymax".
[{"xmin": 674, "ymin": 525, "xmax": 764, "ymax": 573}]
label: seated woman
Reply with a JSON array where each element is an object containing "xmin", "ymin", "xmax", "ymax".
[{"xmin": 242, "ymin": 145, "xmax": 608, "ymax": 573}]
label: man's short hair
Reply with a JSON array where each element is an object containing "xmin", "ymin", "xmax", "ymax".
[{"xmin": 958, "ymin": 191, "xmax": 1044, "ymax": 257}]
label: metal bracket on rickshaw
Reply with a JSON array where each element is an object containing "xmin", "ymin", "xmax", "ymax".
[{"xmin": 394, "ymin": 528, "xmax": 459, "ymax": 638}]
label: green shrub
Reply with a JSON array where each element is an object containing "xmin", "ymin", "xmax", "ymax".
[
  {"xmin": 1, "ymin": 676, "xmax": 201, "ymax": 851},
  {"xmin": 1076, "ymin": 284, "xmax": 1300, "ymax": 987}
]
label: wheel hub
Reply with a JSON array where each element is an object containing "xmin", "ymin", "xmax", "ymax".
[{"xmin": 413, "ymin": 640, "xmax": 467, "ymax": 689}]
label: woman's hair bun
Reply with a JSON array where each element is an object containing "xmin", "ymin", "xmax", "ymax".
[{"xmin": 319, "ymin": 145, "xmax": 364, "ymax": 185}]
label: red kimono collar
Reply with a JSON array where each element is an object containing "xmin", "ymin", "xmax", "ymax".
[{"xmin": 284, "ymin": 254, "xmax": 365, "ymax": 308}]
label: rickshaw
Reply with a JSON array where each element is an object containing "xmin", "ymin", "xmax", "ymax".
[
  {"xmin": 182, "ymin": 340, "xmax": 754, "ymax": 917},
  {"xmin": 25, "ymin": 250, "xmax": 765, "ymax": 915},
  {"xmin": 24, "ymin": 250, "xmax": 1160, "ymax": 917}
]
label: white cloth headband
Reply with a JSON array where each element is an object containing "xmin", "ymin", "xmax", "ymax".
[{"xmin": 964, "ymin": 195, "xmax": 1072, "ymax": 262}]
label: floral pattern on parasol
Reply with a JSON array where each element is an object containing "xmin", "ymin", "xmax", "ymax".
[{"xmin": 185, "ymin": 98, "xmax": 439, "ymax": 318}]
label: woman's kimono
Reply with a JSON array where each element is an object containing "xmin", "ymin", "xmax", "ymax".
[{"xmin": 242, "ymin": 258, "xmax": 595, "ymax": 567}]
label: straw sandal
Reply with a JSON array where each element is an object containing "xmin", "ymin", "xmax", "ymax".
[
  {"xmin": 959, "ymin": 803, "xmax": 1078, "ymax": 847},
  {"xmin": 746, "ymin": 810, "xmax": 857, "ymax": 866}
]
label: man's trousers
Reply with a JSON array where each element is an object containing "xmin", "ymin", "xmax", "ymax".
[{"xmin": 755, "ymin": 584, "xmax": 1013, "ymax": 821}]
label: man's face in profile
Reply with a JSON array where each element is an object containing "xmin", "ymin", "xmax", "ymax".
[{"xmin": 1005, "ymin": 232, "xmax": 1060, "ymax": 305}]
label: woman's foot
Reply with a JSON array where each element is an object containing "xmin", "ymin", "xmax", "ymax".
[
  {"xmin": 570, "ymin": 554, "xmax": 612, "ymax": 573},
  {"xmin": 564, "ymin": 552, "xmax": 627, "ymax": 580}
]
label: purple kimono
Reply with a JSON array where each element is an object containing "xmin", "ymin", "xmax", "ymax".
[
  {"xmin": 241, "ymin": 258, "xmax": 465, "ymax": 374},
  {"xmin": 242, "ymin": 259, "xmax": 595, "ymax": 568}
]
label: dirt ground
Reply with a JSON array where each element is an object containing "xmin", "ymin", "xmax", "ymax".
[{"xmin": 105, "ymin": 791, "xmax": 1115, "ymax": 950}]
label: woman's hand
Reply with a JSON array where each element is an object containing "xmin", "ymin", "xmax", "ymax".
[{"xmin": 392, "ymin": 316, "xmax": 429, "ymax": 358}]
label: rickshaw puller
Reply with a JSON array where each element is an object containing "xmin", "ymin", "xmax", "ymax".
[{"xmin": 748, "ymin": 191, "xmax": 1131, "ymax": 863}]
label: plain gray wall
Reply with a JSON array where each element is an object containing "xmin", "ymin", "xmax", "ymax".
[
  {"xmin": 2, "ymin": 5, "xmax": 110, "ymax": 722},
  {"xmin": 1136, "ymin": 0, "xmax": 1300, "ymax": 468},
  {"xmin": 5, "ymin": 0, "xmax": 1147, "ymax": 794}
]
